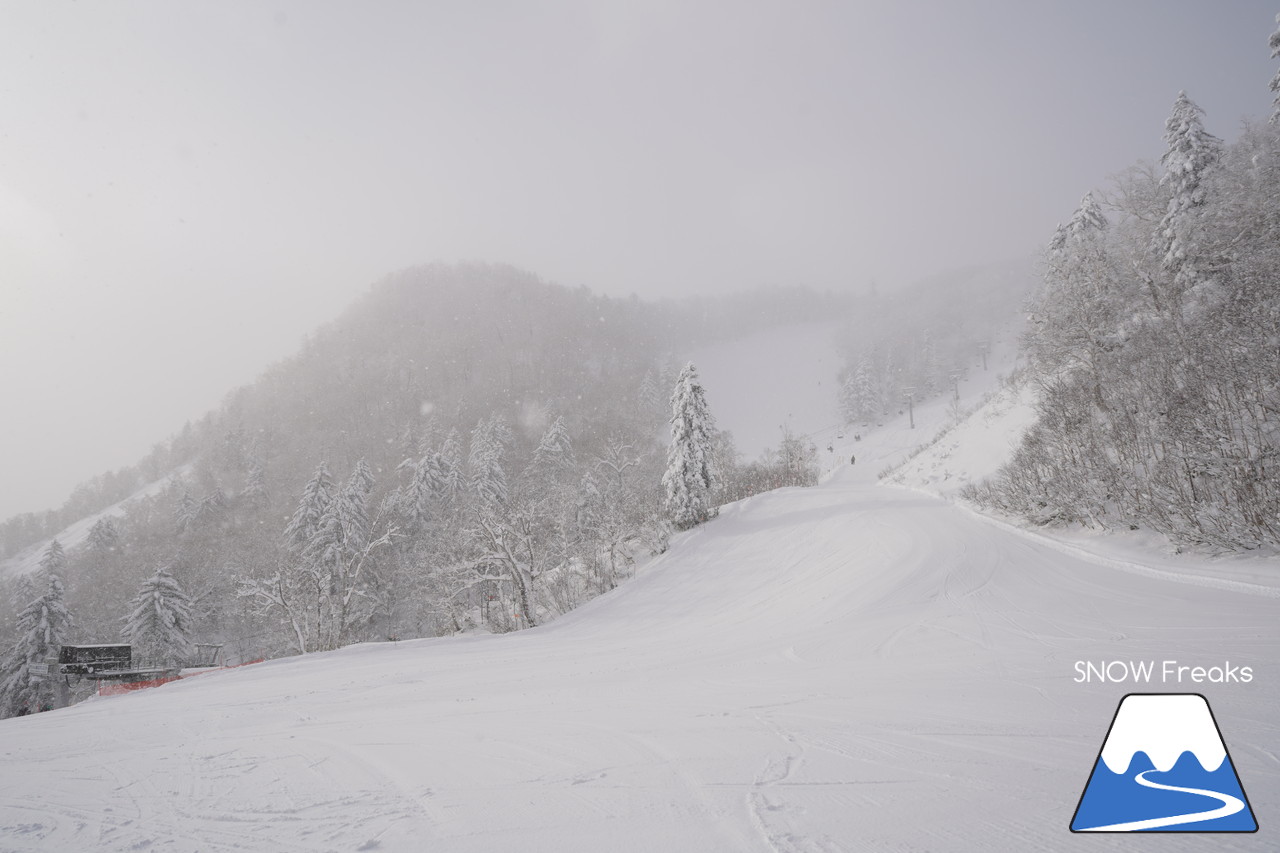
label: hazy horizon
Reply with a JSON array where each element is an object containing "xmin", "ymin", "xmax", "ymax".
[{"xmin": 3, "ymin": 0, "xmax": 1278, "ymax": 520}]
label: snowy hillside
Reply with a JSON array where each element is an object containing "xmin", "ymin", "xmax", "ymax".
[
  {"xmin": 0, "ymin": 469, "xmax": 188, "ymax": 580},
  {"xmin": 883, "ymin": 342, "xmax": 1280, "ymax": 589},
  {"xmin": 880, "ymin": 378, "xmax": 1037, "ymax": 498},
  {"xmin": 1, "ymin": 418, "xmax": 1276, "ymax": 851}
]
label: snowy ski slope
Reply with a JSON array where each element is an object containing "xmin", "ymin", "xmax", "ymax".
[
  {"xmin": 2, "ymin": 326, "xmax": 1276, "ymax": 851},
  {"xmin": 0, "ymin": 450, "xmax": 1276, "ymax": 850},
  {"xmin": 0, "ymin": 467, "xmax": 190, "ymax": 580}
]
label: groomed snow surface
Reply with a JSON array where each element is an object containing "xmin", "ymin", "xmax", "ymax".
[
  {"xmin": 3, "ymin": 332, "xmax": 1276, "ymax": 851},
  {"xmin": 1, "ymin": 458, "xmax": 1276, "ymax": 851}
]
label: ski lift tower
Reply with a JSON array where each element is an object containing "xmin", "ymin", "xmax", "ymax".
[{"xmin": 901, "ymin": 386, "xmax": 916, "ymax": 429}]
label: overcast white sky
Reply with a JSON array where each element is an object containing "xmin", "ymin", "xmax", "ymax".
[{"xmin": 1, "ymin": 0, "xmax": 1277, "ymax": 520}]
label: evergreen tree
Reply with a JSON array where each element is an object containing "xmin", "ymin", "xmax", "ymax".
[
  {"xmin": 1157, "ymin": 92, "xmax": 1220, "ymax": 300},
  {"xmin": 469, "ymin": 416, "xmax": 509, "ymax": 508},
  {"xmin": 1047, "ymin": 191, "xmax": 1108, "ymax": 254},
  {"xmin": 525, "ymin": 416, "xmax": 574, "ymax": 477},
  {"xmin": 86, "ymin": 517, "xmax": 122, "ymax": 553},
  {"xmin": 574, "ymin": 471, "xmax": 603, "ymax": 541},
  {"xmin": 662, "ymin": 362, "xmax": 720, "ymax": 530},
  {"xmin": 241, "ymin": 456, "xmax": 269, "ymax": 508},
  {"xmin": 250, "ymin": 458, "xmax": 391, "ymax": 653},
  {"xmin": 395, "ymin": 449, "xmax": 444, "ymax": 531},
  {"xmin": 307, "ymin": 458, "xmax": 375, "ymax": 570},
  {"xmin": 175, "ymin": 490, "xmax": 198, "ymax": 535},
  {"xmin": 440, "ymin": 429, "xmax": 465, "ymax": 506},
  {"xmin": 38, "ymin": 539, "xmax": 68, "ymax": 576},
  {"xmin": 839, "ymin": 358, "xmax": 878, "ymax": 425},
  {"xmin": 1270, "ymin": 14, "xmax": 1280, "ymax": 124},
  {"xmin": 1028, "ymin": 192, "xmax": 1119, "ymax": 378},
  {"xmin": 197, "ymin": 488, "xmax": 228, "ymax": 526},
  {"xmin": 283, "ymin": 462, "xmax": 335, "ymax": 554},
  {"xmin": 0, "ymin": 555, "xmax": 73, "ymax": 717},
  {"xmin": 122, "ymin": 566, "xmax": 193, "ymax": 667}
]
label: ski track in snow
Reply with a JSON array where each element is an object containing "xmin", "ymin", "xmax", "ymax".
[
  {"xmin": 2, "ymin": 339, "xmax": 1277, "ymax": 852},
  {"xmin": 1, "ymin": 469, "xmax": 1275, "ymax": 852}
]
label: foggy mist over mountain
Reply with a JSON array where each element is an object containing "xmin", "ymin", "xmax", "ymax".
[
  {"xmin": 2, "ymin": 1, "xmax": 1277, "ymax": 518},
  {"xmin": 5, "ymin": 6, "xmax": 1280, "ymax": 845}
]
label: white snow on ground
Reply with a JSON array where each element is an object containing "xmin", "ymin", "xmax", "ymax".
[
  {"xmin": 2, "ymin": 321, "xmax": 1276, "ymax": 851},
  {"xmin": 0, "ymin": 467, "xmax": 190, "ymax": 579},
  {"xmin": 1, "ymin": 413, "xmax": 1277, "ymax": 850},
  {"xmin": 883, "ymin": 379, "xmax": 1038, "ymax": 498},
  {"xmin": 884, "ymin": 348, "xmax": 1280, "ymax": 596}
]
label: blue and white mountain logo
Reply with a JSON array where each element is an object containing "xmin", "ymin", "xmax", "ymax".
[{"xmin": 1071, "ymin": 693, "xmax": 1258, "ymax": 832}]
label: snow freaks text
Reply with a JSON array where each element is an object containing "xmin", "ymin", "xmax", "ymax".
[{"xmin": 1073, "ymin": 661, "xmax": 1253, "ymax": 684}]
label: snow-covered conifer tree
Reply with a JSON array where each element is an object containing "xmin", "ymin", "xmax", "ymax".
[
  {"xmin": 395, "ymin": 449, "xmax": 444, "ymax": 531},
  {"xmin": 440, "ymin": 429, "xmax": 465, "ymax": 506},
  {"xmin": 526, "ymin": 416, "xmax": 574, "ymax": 477},
  {"xmin": 86, "ymin": 517, "xmax": 121, "ymax": 553},
  {"xmin": 245, "ymin": 458, "xmax": 392, "ymax": 653},
  {"xmin": 283, "ymin": 462, "xmax": 335, "ymax": 555},
  {"xmin": 1047, "ymin": 192, "xmax": 1108, "ymax": 255},
  {"xmin": 1030, "ymin": 192, "xmax": 1119, "ymax": 378},
  {"xmin": 241, "ymin": 457, "xmax": 269, "ymax": 507},
  {"xmin": 1270, "ymin": 14, "xmax": 1280, "ymax": 124},
  {"xmin": 839, "ymin": 358, "xmax": 878, "ymax": 425},
  {"xmin": 662, "ymin": 362, "xmax": 720, "ymax": 530},
  {"xmin": 197, "ymin": 488, "xmax": 228, "ymax": 526},
  {"xmin": 38, "ymin": 539, "xmax": 68, "ymax": 576},
  {"xmin": 1157, "ymin": 92, "xmax": 1220, "ymax": 298},
  {"xmin": 574, "ymin": 471, "xmax": 603, "ymax": 541},
  {"xmin": 469, "ymin": 416, "xmax": 509, "ymax": 508},
  {"xmin": 122, "ymin": 566, "xmax": 193, "ymax": 667},
  {"xmin": 0, "ymin": 554, "xmax": 73, "ymax": 717},
  {"xmin": 308, "ymin": 458, "xmax": 375, "ymax": 568},
  {"xmin": 175, "ymin": 490, "xmax": 198, "ymax": 534}
]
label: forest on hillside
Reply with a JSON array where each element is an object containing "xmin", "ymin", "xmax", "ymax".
[
  {"xmin": 0, "ymin": 260, "xmax": 1026, "ymax": 717},
  {"xmin": 968, "ymin": 45, "xmax": 1280, "ymax": 551}
]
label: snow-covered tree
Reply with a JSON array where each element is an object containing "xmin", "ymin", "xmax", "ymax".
[
  {"xmin": 241, "ymin": 456, "xmax": 269, "ymax": 507},
  {"xmin": 839, "ymin": 358, "xmax": 878, "ymax": 425},
  {"xmin": 1028, "ymin": 192, "xmax": 1120, "ymax": 379},
  {"xmin": 175, "ymin": 490, "xmax": 198, "ymax": 534},
  {"xmin": 440, "ymin": 429, "xmax": 465, "ymax": 506},
  {"xmin": 573, "ymin": 471, "xmax": 603, "ymax": 540},
  {"xmin": 197, "ymin": 488, "xmax": 228, "ymax": 526},
  {"xmin": 1157, "ymin": 91, "xmax": 1220, "ymax": 299},
  {"xmin": 1270, "ymin": 14, "xmax": 1280, "ymax": 124},
  {"xmin": 307, "ymin": 458, "xmax": 375, "ymax": 571},
  {"xmin": 395, "ymin": 450, "xmax": 444, "ymax": 531},
  {"xmin": 38, "ymin": 539, "xmax": 68, "ymax": 576},
  {"xmin": 1047, "ymin": 191, "xmax": 1108, "ymax": 254},
  {"xmin": 662, "ymin": 362, "xmax": 720, "ymax": 530},
  {"xmin": 86, "ymin": 517, "xmax": 122, "ymax": 553},
  {"xmin": 283, "ymin": 462, "xmax": 335, "ymax": 555},
  {"xmin": 469, "ymin": 416, "xmax": 510, "ymax": 508},
  {"xmin": 244, "ymin": 459, "xmax": 393, "ymax": 653},
  {"xmin": 122, "ymin": 566, "xmax": 193, "ymax": 667},
  {"xmin": 972, "ymin": 83, "xmax": 1280, "ymax": 550},
  {"xmin": 525, "ymin": 416, "xmax": 574, "ymax": 477},
  {"xmin": 0, "ymin": 555, "xmax": 73, "ymax": 717}
]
